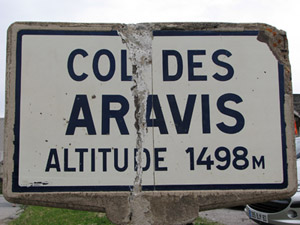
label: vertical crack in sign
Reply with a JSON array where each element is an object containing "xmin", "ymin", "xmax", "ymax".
[{"xmin": 118, "ymin": 24, "xmax": 153, "ymax": 224}]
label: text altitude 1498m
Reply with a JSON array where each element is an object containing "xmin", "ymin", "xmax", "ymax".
[{"xmin": 186, "ymin": 146, "xmax": 265, "ymax": 171}]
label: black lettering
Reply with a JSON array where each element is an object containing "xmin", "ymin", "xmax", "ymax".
[
  {"xmin": 167, "ymin": 94, "xmax": 196, "ymax": 134},
  {"xmin": 102, "ymin": 95, "xmax": 129, "ymax": 135},
  {"xmin": 188, "ymin": 50, "xmax": 207, "ymax": 81},
  {"xmin": 114, "ymin": 148, "xmax": 128, "ymax": 172},
  {"xmin": 91, "ymin": 148, "xmax": 95, "ymax": 172},
  {"xmin": 217, "ymin": 93, "xmax": 245, "ymax": 134},
  {"xmin": 163, "ymin": 50, "xmax": 183, "ymax": 81},
  {"xmin": 212, "ymin": 49, "xmax": 234, "ymax": 81},
  {"xmin": 75, "ymin": 148, "xmax": 88, "ymax": 172},
  {"xmin": 134, "ymin": 148, "xmax": 151, "ymax": 171},
  {"xmin": 45, "ymin": 148, "xmax": 61, "ymax": 172},
  {"xmin": 202, "ymin": 94, "xmax": 211, "ymax": 134},
  {"xmin": 66, "ymin": 95, "xmax": 96, "ymax": 135},
  {"xmin": 98, "ymin": 148, "xmax": 111, "ymax": 171},
  {"xmin": 93, "ymin": 49, "xmax": 115, "ymax": 81},
  {"xmin": 146, "ymin": 95, "xmax": 168, "ymax": 134},
  {"xmin": 121, "ymin": 50, "xmax": 132, "ymax": 81},
  {"xmin": 67, "ymin": 49, "xmax": 88, "ymax": 81},
  {"xmin": 155, "ymin": 148, "xmax": 168, "ymax": 171},
  {"xmin": 64, "ymin": 148, "xmax": 76, "ymax": 172}
]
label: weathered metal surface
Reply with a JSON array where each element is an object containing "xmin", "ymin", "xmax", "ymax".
[{"xmin": 4, "ymin": 22, "xmax": 296, "ymax": 225}]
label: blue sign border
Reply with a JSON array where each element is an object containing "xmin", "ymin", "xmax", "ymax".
[{"xmin": 12, "ymin": 30, "xmax": 287, "ymax": 192}]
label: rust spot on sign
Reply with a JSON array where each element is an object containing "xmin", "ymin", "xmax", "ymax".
[{"xmin": 266, "ymin": 28, "xmax": 273, "ymax": 33}]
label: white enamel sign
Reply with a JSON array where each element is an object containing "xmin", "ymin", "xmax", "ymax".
[{"xmin": 12, "ymin": 29, "xmax": 287, "ymax": 192}]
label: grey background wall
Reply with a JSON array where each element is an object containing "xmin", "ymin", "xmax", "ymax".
[
  {"xmin": 0, "ymin": 118, "xmax": 3, "ymax": 179},
  {"xmin": 0, "ymin": 117, "xmax": 3, "ymax": 162}
]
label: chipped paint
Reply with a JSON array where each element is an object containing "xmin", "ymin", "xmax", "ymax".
[
  {"xmin": 257, "ymin": 25, "xmax": 292, "ymax": 94},
  {"xmin": 28, "ymin": 181, "xmax": 49, "ymax": 187},
  {"xmin": 118, "ymin": 24, "xmax": 153, "ymax": 225},
  {"xmin": 257, "ymin": 25, "xmax": 289, "ymax": 66}
]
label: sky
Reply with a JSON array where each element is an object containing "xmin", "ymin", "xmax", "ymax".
[{"xmin": 1, "ymin": 0, "xmax": 300, "ymax": 117}]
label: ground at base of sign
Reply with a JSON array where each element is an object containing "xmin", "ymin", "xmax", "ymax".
[
  {"xmin": 199, "ymin": 208, "xmax": 257, "ymax": 225},
  {"xmin": 4, "ymin": 205, "xmax": 112, "ymax": 225},
  {"xmin": 0, "ymin": 177, "xmax": 257, "ymax": 225},
  {"xmin": 7, "ymin": 205, "xmax": 224, "ymax": 225},
  {"xmin": 2, "ymin": 200, "xmax": 256, "ymax": 225},
  {"xmin": 0, "ymin": 195, "xmax": 23, "ymax": 225}
]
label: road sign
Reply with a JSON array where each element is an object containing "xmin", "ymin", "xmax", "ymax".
[{"xmin": 4, "ymin": 22, "xmax": 296, "ymax": 225}]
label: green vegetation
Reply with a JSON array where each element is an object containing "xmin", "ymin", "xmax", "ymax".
[
  {"xmin": 194, "ymin": 217, "xmax": 223, "ymax": 225},
  {"xmin": 9, "ymin": 205, "xmax": 223, "ymax": 225},
  {"xmin": 9, "ymin": 206, "xmax": 114, "ymax": 225}
]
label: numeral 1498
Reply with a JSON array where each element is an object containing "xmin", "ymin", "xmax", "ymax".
[{"xmin": 185, "ymin": 146, "xmax": 265, "ymax": 171}]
